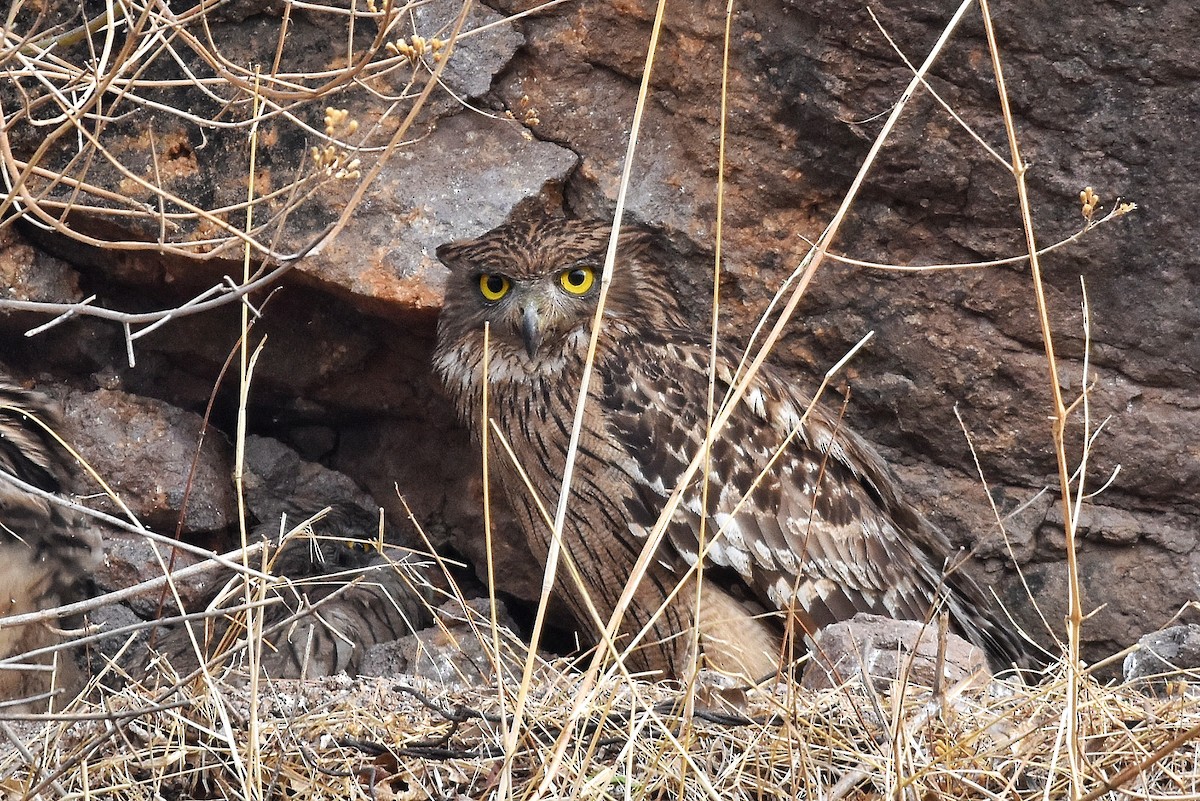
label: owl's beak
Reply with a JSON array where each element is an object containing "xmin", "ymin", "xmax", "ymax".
[{"xmin": 520, "ymin": 304, "xmax": 542, "ymax": 358}]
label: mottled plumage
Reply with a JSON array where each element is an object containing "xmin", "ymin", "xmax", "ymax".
[
  {"xmin": 0, "ymin": 375, "xmax": 100, "ymax": 706},
  {"xmin": 145, "ymin": 503, "xmax": 432, "ymax": 681},
  {"xmin": 434, "ymin": 218, "xmax": 1027, "ymax": 679}
]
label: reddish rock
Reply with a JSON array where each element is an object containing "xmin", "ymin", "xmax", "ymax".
[{"xmin": 63, "ymin": 388, "xmax": 236, "ymax": 535}]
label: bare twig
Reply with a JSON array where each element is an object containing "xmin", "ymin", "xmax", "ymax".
[
  {"xmin": 977, "ymin": 2, "xmax": 1086, "ymax": 797},
  {"xmin": 0, "ymin": 539, "xmax": 271, "ymax": 631}
]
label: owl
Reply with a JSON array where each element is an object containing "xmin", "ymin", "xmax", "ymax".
[
  {"xmin": 143, "ymin": 503, "xmax": 432, "ymax": 681},
  {"xmin": 434, "ymin": 218, "xmax": 1029, "ymax": 680},
  {"xmin": 0, "ymin": 374, "xmax": 100, "ymax": 706}
]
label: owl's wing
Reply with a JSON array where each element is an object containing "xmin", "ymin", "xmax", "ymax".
[
  {"xmin": 142, "ymin": 506, "xmax": 433, "ymax": 680},
  {"xmin": 147, "ymin": 550, "xmax": 430, "ymax": 680},
  {"xmin": 598, "ymin": 334, "xmax": 1028, "ymax": 669},
  {"xmin": 0, "ymin": 380, "xmax": 100, "ymax": 604},
  {"xmin": 0, "ymin": 378, "xmax": 102, "ymax": 707}
]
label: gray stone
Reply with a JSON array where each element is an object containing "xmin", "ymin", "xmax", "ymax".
[
  {"xmin": 242, "ymin": 434, "xmax": 381, "ymax": 532},
  {"xmin": 1124, "ymin": 625, "xmax": 1200, "ymax": 693},
  {"xmin": 803, "ymin": 613, "xmax": 990, "ymax": 691},
  {"xmin": 300, "ymin": 110, "xmax": 578, "ymax": 313},
  {"xmin": 415, "ymin": 1, "xmax": 525, "ymax": 100},
  {"xmin": 360, "ymin": 597, "xmax": 524, "ymax": 686},
  {"xmin": 81, "ymin": 601, "xmax": 149, "ymax": 679}
]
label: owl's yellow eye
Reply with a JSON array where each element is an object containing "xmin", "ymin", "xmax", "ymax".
[
  {"xmin": 559, "ymin": 266, "xmax": 595, "ymax": 295},
  {"xmin": 478, "ymin": 274, "xmax": 511, "ymax": 302}
]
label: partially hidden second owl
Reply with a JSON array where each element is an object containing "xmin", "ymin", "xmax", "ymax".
[
  {"xmin": 144, "ymin": 503, "xmax": 431, "ymax": 682},
  {"xmin": 433, "ymin": 217, "xmax": 1029, "ymax": 679},
  {"xmin": 0, "ymin": 375, "xmax": 100, "ymax": 707}
]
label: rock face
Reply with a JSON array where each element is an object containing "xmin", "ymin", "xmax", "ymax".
[{"xmin": 0, "ymin": 0, "xmax": 1196, "ymax": 669}]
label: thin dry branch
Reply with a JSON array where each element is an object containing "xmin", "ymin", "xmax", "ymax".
[{"xmin": 977, "ymin": 2, "xmax": 1088, "ymax": 797}]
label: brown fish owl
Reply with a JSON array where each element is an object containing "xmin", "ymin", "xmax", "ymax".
[
  {"xmin": 434, "ymin": 218, "xmax": 1026, "ymax": 679},
  {"xmin": 0, "ymin": 376, "xmax": 100, "ymax": 705}
]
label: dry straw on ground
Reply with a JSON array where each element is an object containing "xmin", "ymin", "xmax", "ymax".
[{"xmin": 4, "ymin": 637, "xmax": 1200, "ymax": 800}]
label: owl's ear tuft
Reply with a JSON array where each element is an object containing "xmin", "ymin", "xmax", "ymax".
[
  {"xmin": 615, "ymin": 224, "xmax": 656, "ymax": 258},
  {"xmin": 435, "ymin": 239, "xmax": 479, "ymax": 272}
]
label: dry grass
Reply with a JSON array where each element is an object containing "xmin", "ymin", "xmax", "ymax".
[{"xmin": 4, "ymin": 641, "xmax": 1200, "ymax": 800}]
